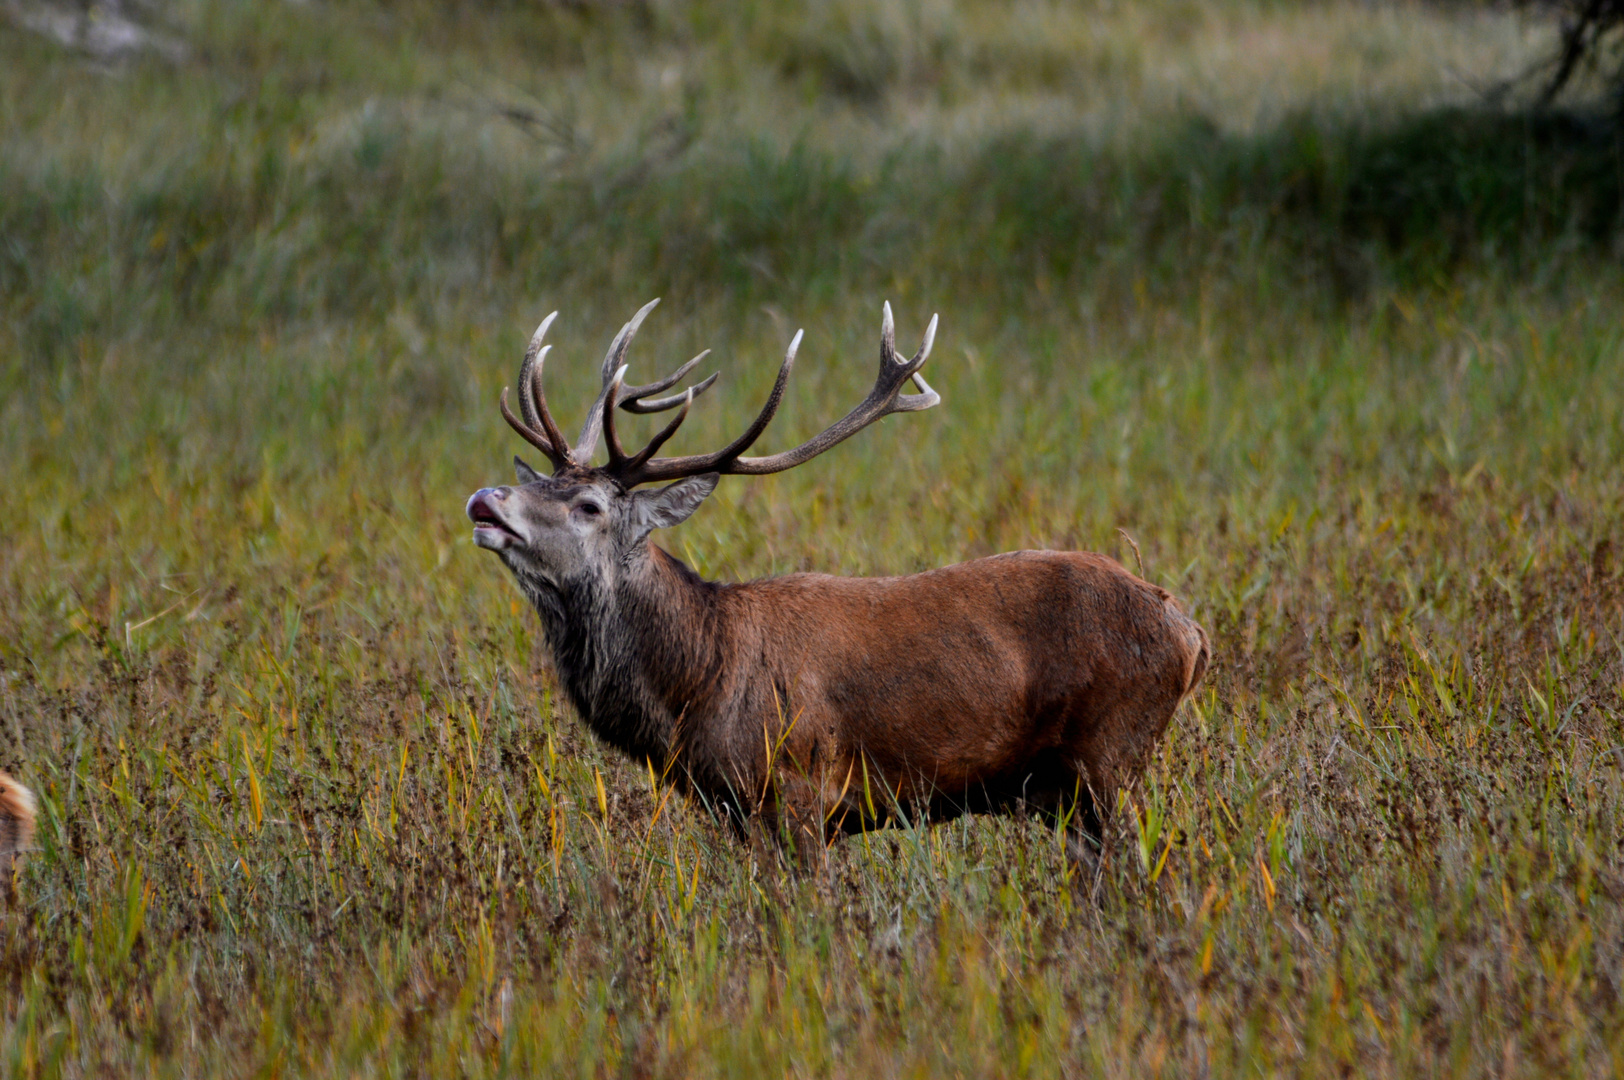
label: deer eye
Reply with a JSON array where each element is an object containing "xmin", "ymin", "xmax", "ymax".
[{"xmin": 575, "ymin": 502, "xmax": 602, "ymax": 518}]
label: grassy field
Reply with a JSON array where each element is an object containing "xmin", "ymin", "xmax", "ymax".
[{"xmin": 4, "ymin": 0, "xmax": 1624, "ymax": 1075}]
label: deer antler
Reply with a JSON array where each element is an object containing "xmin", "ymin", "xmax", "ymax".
[
  {"xmin": 501, "ymin": 311, "xmax": 571, "ymax": 471},
  {"xmin": 605, "ymin": 301, "xmax": 938, "ymax": 488},
  {"xmin": 500, "ymin": 301, "xmax": 937, "ymax": 482},
  {"xmin": 503, "ymin": 301, "xmax": 719, "ymax": 472},
  {"xmin": 575, "ymin": 299, "xmax": 724, "ymax": 464}
]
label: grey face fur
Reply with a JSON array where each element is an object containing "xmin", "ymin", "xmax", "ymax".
[{"xmin": 466, "ymin": 460, "xmax": 719, "ymax": 590}]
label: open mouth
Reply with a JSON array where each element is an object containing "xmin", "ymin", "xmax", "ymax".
[
  {"xmin": 471, "ymin": 515, "xmax": 522, "ymax": 542},
  {"xmin": 467, "ymin": 492, "xmax": 523, "ymax": 547}
]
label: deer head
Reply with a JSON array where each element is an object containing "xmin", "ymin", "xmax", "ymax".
[{"xmin": 466, "ymin": 299, "xmax": 939, "ymax": 590}]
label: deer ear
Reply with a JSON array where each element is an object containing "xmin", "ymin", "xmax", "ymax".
[
  {"xmin": 514, "ymin": 456, "xmax": 544, "ymax": 484},
  {"xmin": 630, "ymin": 474, "xmax": 719, "ymax": 537}
]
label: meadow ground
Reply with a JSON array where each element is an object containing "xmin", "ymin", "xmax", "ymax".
[{"xmin": 2, "ymin": 0, "xmax": 1624, "ymax": 1075}]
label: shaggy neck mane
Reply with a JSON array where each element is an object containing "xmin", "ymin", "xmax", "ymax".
[{"xmin": 518, "ymin": 543, "xmax": 722, "ymax": 767}]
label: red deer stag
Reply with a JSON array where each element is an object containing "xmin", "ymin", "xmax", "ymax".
[{"xmin": 466, "ymin": 300, "xmax": 1208, "ymax": 871}]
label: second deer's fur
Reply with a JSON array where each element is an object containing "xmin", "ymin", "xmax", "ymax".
[{"xmin": 0, "ymin": 770, "xmax": 36, "ymax": 897}]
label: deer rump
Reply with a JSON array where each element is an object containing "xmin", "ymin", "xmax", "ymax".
[{"xmin": 578, "ymin": 548, "xmax": 1209, "ymax": 859}]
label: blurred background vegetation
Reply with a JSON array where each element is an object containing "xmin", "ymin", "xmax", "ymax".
[{"xmin": 2, "ymin": 1, "xmax": 1623, "ymax": 1076}]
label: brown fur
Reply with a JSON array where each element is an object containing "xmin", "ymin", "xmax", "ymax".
[
  {"xmin": 0, "ymin": 770, "xmax": 36, "ymax": 892},
  {"xmin": 483, "ymin": 479, "xmax": 1208, "ymax": 868},
  {"xmin": 638, "ymin": 546, "xmax": 1206, "ymax": 863}
]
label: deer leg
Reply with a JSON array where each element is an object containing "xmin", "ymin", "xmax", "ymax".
[
  {"xmin": 746, "ymin": 815, "xmax": 780, "ymax": 875},
  {"xmin": 1070, "ymin": 695, "xmax": 1170, "ymax": 855},
  {"xmin": 763, "ymin": 771, "xmax": 832, "ymax": 875},
  {"xmin": 1015, "ymin": 769, "xmax": 1107, "ymax": 894},
  {"xmin": 1063, "ymin": 783, "xmax": 1107, "ymax": 896}
]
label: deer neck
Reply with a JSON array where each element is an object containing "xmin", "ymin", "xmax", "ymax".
[{"xmin": 522, "ymin": 543, "xmax": 722, "ymax": 765}]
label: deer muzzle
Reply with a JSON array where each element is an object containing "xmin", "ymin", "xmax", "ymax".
[{"xmin": 467, "ymin": 488, "xmax": 523, "ymax": 550}]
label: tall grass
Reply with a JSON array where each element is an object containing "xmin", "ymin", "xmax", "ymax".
[{"xmin": 2, "ymin": 0, "xmax": 1623, "ymax": 1075}]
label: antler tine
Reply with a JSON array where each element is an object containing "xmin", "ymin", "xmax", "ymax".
[
  {"xmin": 626, "ymin": 371, "xmax": 720, "ymax": 413},
  {"xmin": 502, "ymin": 312, "xmax": 571, "ymax": 470},
  {"xmin": 501, "ymin": 386, "xmax": 569, "ymax": 470},
  {"xmin": 621, "ymin": 351, "xmax": 719, "ymax": 413},
  {"xmin": 621, "ymin": 387, "xmax": 695, "ymax": 472},
  {"xmin": 896, "ymin": 311, "xmax": 939, "ymax": 410},
  {"xmin": 518, "ymin": 312, "xmax": 559, "ymax": 432},
  {"xmin": 528, "ymin": 345, "xmax": 574, "ymax": 461},
  {"xmin": 610, "ymin": 331, "xmax": 802, "ymax": 486},
  {"xmin": 600, "ymin": 365, "xmax": 631, "ymax": 466},
  {"xmin": 715, "ymin": 328, "xmax": 801, "ymax": 456},
  {"xmin": 722, "ymin": 309, "xmax": 938, "ymax": 473},
  {"xmin": 609, "ymin": 350, "xmax": 717, "ymax": 474},
  {"xmin": 609, "ymin": 352, "xmax": 717, "ymax": 471},
  {"xmin": 615, "ymin": 304, "xmax": 939, "ymax": 487},
  {"xmin": 577, "ymin": 299, "xmax": 660, "ymax": 462}
]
